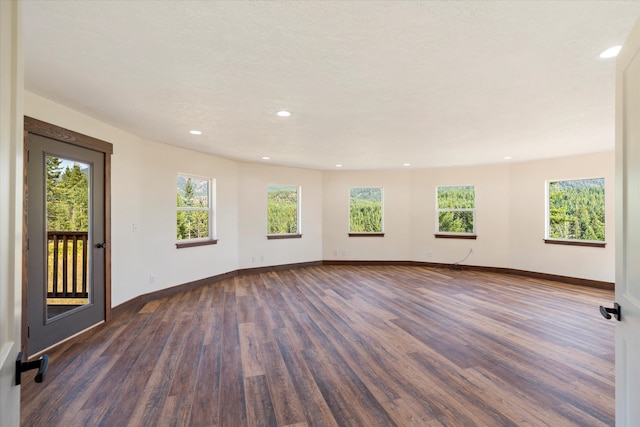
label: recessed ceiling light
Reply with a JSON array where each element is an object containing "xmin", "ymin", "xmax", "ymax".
[
  {"xmin": 276, "ymin": 110, "xmax": 291, "ymax": 117},
  {"xmin": 504, "ymin": 156, "xmax": 512, "ymax": 160},
  {"xmin": 189, "ymin": 130, "xmax": 202, "ymax": 135},
  {"xmin": 335, "ymin": 164, "xmax": 343, "ymax": 168},
  {"xmin": 599, "ymin": 45, "xmax": 622, "ymax": 59},
  {"xmin": 262, "ymin": 156, "xmax": 271, "ymax": 160},
  {"xmin": 403, "ymin": 163, "xmax": 411, "ymax": 167}
]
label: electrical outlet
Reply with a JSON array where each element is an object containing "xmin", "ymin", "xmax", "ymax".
[
  {"xmin": 132, "ymin": 223, "xmax": 138, "ymax": 233},
  {"xmin": 149, "ymin": 276, "xmax": 155, "ymax": 284},
  {"xmin": 427, "ymin": 251, "xmax": 432, "ymax": 258}
]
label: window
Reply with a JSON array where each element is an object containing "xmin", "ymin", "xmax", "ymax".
[
  {"xmin": 349, "ymin": 187, "xmax": 383, "ymax": 234},
  {"xmin": 267, "ymin": 184, "xmax": 301, "ymax": 237},
  {"xmin": 436, "ymin": 185, "xmax": 476, "ymax": 236},
  {"xmin": 176, "ymin": 174, "xmax": 215, "ymax": 245},
  {"xmin": 547, "ymin": 178, "xmax": 605, "ymax": 244}
]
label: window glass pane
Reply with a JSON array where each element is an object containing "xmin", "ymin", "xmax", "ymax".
[
  {"xmin": 437, "ymin": 185, "xmax": 475, "ymax": 234},
  {"xmin": 178, "ymin": 176, "xmax": 209, "ymax": 208},
  {"xmin": 437, "ymin": 186, "xmax": 475, "ymax": 209},
  {"xmin": 177, "ymin": 210, "xmax": 209, "ymax": 240},
  {"xmin": 267, "ymin": 185, "xmax": 299, "ymax": 234},
  {"xmin": 350, "ymin": 187, "xmax": 383, "ymax": 232},
  {"xmin": 177, "ymin": 174, "xmax": 212, "ymax": 241},
  {"xmin": 548, "ymin": 178, "xmax": 605, "ymax": 241},
  {"xmin": 46, "ymin": 156, "xmax": 90, "ymax": 319},
  {"xmin": 438, "ymin": 211, "xmax": 474, "ymax": 233}
]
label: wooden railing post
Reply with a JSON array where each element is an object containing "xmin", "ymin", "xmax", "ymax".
[{"xmin": 47, "ymin": 231, "xmax": 89, "ymax": 299}]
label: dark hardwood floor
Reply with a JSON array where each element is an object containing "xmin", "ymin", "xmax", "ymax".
[{"xmin": 21, "ymin": 265, "xmax": 615, "ymax": 426}]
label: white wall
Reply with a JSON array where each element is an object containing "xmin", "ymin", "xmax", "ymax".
[
  {"xmin": 508, "ymin": 152, "xmax": 615, "ymax": 282},
  {"xmin": 24, "ymin": 92, "xmax": 615, "ymax": 310},
  {"xmin": 237, "ymin": 162, "xmax": 323, "ymax": 269},
  {"xmin": 121, "ymin": 140, "xmax": 240, "ymax": 304},
  {"xmin": 410, "ymin": 153, "xmax": 614, "ymax": 282},
  {"xmin": 324, "ymin": 154, "xmax": 614, "ymax": 281},
  {"xmin": 323, "ymin": 170, "xmax": 412, "ymax": 261},
  {"xmin": 410, "ymin": 164, "xmax": 511, "ymax": 267},
  {"xmin": 25, "ymin": 92, "xmax": 240, "ymax": 306}
]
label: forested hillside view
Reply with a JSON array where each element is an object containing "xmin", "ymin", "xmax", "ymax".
[
  {"xmin": 350, "ymin": 187, "xmax": 383, "ymax": 232},
  {"xmin": 46, "ymin": 157, "xmax": 90, "ymax": 300},
  {"xmin": 47, "ymin": 156, "xmax": 89, "ymax": 232},
  {"xmin": 268, "ymin": 185, "xmax": 298, "ymax": 234},
  {"xmin": 548, "ymin": 178, "xmax": 605, "ymax": 241},
  {"xmin": 177, "ymin": 176, "xmax": 603, "ymax": 241},
  {"xmin": 177, "ymin": 176, "xmax": 210, "ymax": 240},
  {"xmin": 437, "ymin": 186, "xmax": 475, "ymax": 233}
]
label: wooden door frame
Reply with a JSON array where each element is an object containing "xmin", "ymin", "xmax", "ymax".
[{"xmin": 22, "ymin": 116, "xmax": 113, "ymax": 356}]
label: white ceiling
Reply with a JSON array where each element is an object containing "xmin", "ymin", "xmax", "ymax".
[{"xmin": 23, "ymin": 1, "xmax": 640, "ymax": 170}]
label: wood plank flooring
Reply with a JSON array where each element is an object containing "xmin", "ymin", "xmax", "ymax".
[{"xmin": 20, "ymin": 265, "xmax": 615, "ymax": 426}]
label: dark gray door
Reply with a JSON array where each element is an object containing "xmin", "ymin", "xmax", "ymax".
[{"xmin": 27, "ymin": 133, "xmax": 105, "ymax": 354}]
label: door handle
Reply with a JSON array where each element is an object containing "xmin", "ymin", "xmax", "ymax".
[
  {"xmin": 95, "ymin": 242, "xmax": 106, "ymax": 249},
  {"xmin": 599, "ymin": 303, "xmax": 621, "ymax": 321},
  {"xmin": 15, "ymin": 352, "xmax": 48, "ymax": 385}
]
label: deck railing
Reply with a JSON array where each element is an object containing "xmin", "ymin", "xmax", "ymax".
[{"xmin": 48, "ymin": 231, "xmax": 89, "ymax": 299}]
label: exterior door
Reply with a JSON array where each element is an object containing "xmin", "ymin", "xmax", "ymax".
[
  {"xmin": 26, "ymin": 134, "xmax": 105, "ymax": 355},
  {"xmin": 0, "ymin": 1, "xmax": 23, "ymax": 425},
  {"xmin": 615, "ymin": 16, "xmax": 640, "ymax": 427}
]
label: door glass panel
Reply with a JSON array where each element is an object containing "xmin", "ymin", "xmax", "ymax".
[{"xmin": 45, "ymin": 156, "xmax": 91, "ymax": 320}]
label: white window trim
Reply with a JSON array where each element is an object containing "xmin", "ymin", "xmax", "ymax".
[
  {"xmin": 177, "ymin": 173, "xmax": 215, "ymax": 243},
  {"xmin": 435, "ymin": 185, "xmax": 477, "ymax": 235},
  {"xmin": 545, "ymin": 177, "xmax": 605, "ymax": 244},
  {"xmin": 348, "ymin": 186, "xmax": 385, "ymax": 234},
  {"xmin": 266, "ymin": 184, "xmax": 301, "ymax": 236}
]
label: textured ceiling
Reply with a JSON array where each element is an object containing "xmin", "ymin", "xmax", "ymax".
[{"xmin": 22, "ymin": 1, "xmax": 640, "ymax": 170}]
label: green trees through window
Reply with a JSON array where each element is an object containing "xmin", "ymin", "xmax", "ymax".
[
  {"xmin": 168, "ymin": 175, "xmax": 602, "ymax": 244},
  {"xmin": 437, "ymin": 186, "xmax": 475, "ymax": 234},
  {"xmin": 46, "ymin": 157, "xmax": 91, "ymax": 305},
  {"xmin": 350, "ymin": 187, "xmax": 383, "ymax": 233},
  {"xmin": 46, "ymin": 156, "xmax": 89, "ymax": 232},
  {"xmin": 267, "ymin": 185, "xmax": 299, "ymax": 234},
  {"xmin": 177, "ymin": 175, "xmax": 211, "ymax": 240},
  {"xmin": 548, "ymin": 178, "xmax": 605, "ymax": 241}
]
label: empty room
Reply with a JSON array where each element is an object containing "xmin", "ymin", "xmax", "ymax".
[{"xmin": 2, "ymin": 1, "xmax": 640, "ymax": 426}]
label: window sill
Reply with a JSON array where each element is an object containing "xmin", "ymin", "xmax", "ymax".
[
  {"xmin": 348, "ymin": 233, "xmax": 385, "ymax": 237},
  {"xmin": 544, "ymin": 239, "xmax": 606, "ymax": 248},
  {"xmin": 267, "ymin": 234, "xmax": 302, "ymax": 240},
  {"xmin": 176, "ymin": 239, "xmax": 218, "ymax": 249},
  {"xmin": 434, "ymin": 234, "xmax": 477, "ymax": 240}
]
